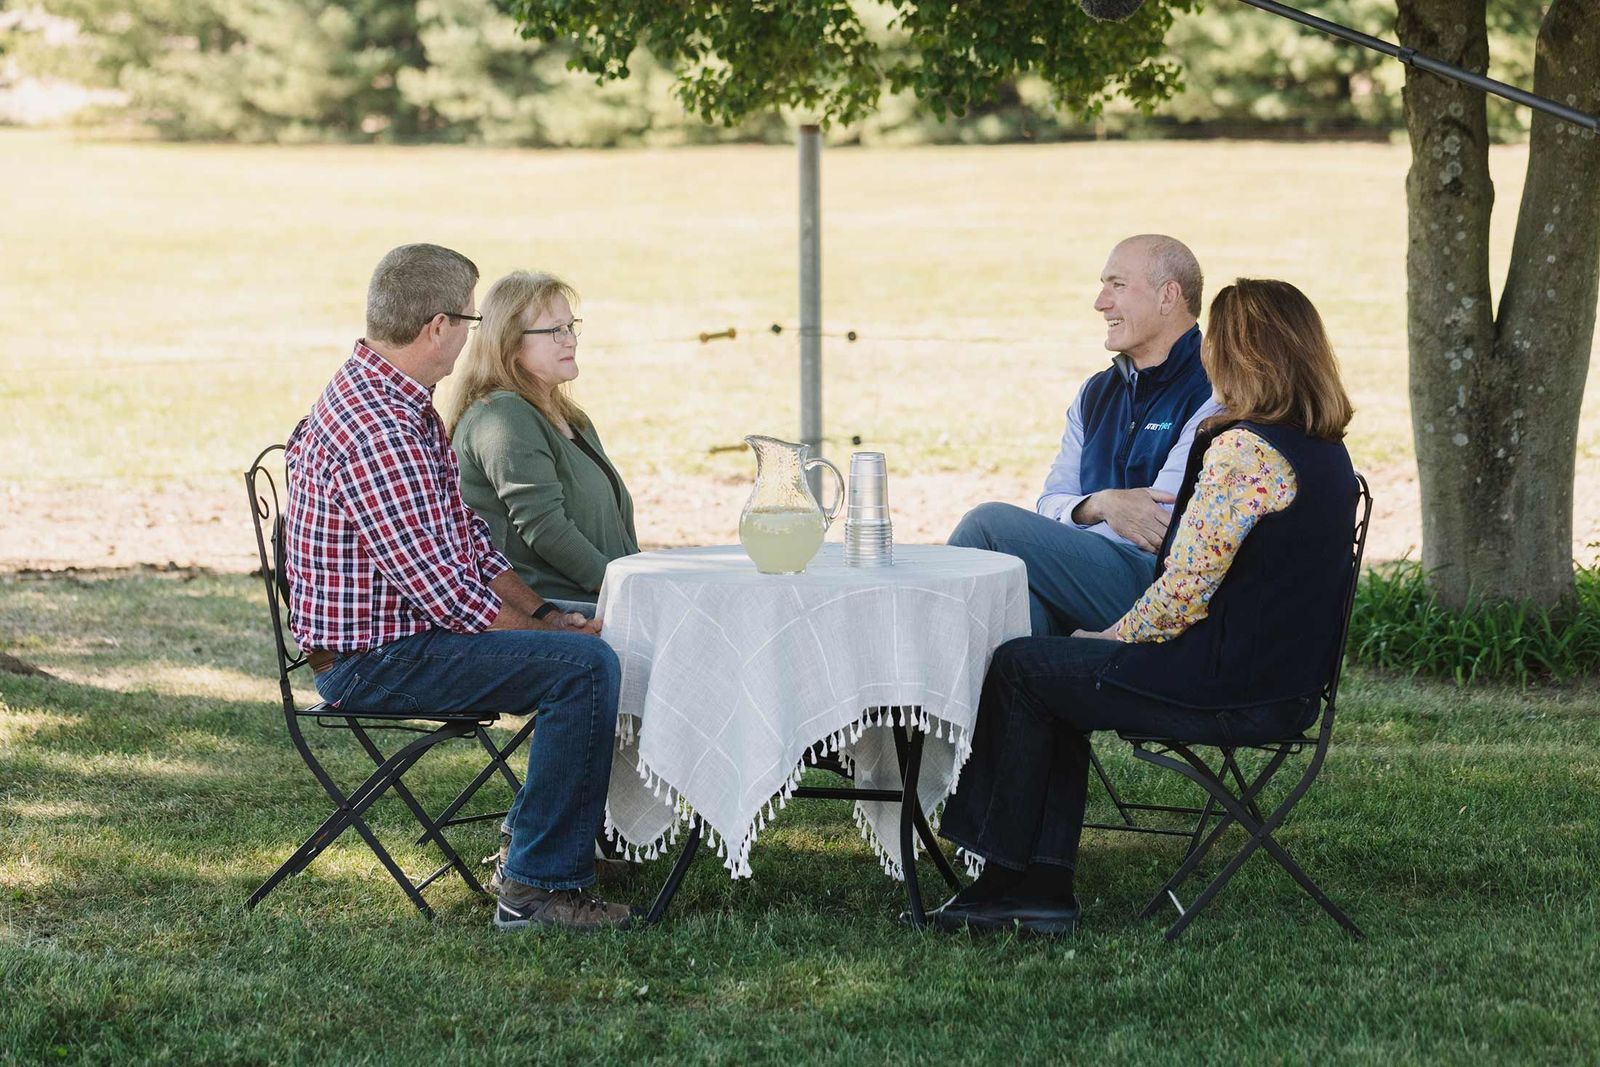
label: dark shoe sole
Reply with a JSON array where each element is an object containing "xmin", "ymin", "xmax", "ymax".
[{"xmin": 928, "ymin": 906, "xmax": 1078, "ymax": 937}]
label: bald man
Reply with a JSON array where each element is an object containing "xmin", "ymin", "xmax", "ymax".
[{"xmin": 950, "ymin": 235, "xmax": 1224, "ymax": 637}]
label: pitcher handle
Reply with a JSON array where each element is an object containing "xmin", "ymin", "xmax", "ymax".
[{"xmin": 805, "ymin": 456, "xmax": 846, "ymax": 530}]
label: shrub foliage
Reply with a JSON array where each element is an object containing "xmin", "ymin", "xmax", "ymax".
[{"xmin": 1349, "ymin": 560, "xmax": 1600, "ymax": 686}]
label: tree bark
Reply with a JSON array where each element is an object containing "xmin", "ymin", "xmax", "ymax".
[
  {"xmin": 1399, "ymin": 0, "xmax": 1600, "ymax": 611},
  {"xmin": 1491, "ymin": 0, "xmax": 1600, "ymax": 607}
]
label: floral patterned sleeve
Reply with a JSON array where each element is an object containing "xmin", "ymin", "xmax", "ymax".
[{"xmin": 1112, "ymin": 429, "xmax": 1297, "ymax": 643}]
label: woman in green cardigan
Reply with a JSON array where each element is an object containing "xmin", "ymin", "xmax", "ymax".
[{"xmin": 443, "ymin": 271, "xmax": 639, "ymax": 613}]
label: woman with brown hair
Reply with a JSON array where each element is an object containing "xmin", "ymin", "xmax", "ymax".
[
  {"xmin": 932, "ymin": 277, "xmax": 1359, "ymax": 937},
  {"xmin": 443, "ymin": 271, "xmax": 638, "ymax": 615}
]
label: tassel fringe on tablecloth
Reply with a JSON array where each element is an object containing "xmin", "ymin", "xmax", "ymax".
[{"xmin": 604, "ymin": 704, "xmax": 975, "ymax": 881}]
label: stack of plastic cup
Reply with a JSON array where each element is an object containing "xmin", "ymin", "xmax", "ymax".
[{"xmin": 844, "ymin": 452, "xmax": 893, "ymax": 567}]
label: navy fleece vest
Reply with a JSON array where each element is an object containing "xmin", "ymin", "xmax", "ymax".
[
  {"xmin": 1078, "ymin": 325, "xmax": 1212, "ymax": 494},
  {"xmin": 1100, "ymin": 420, "xmax": 1358, "ymax": 710}
]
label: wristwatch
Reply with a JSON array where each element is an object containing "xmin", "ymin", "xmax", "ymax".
[{"xmin": 532, "ymin": 602, "xmax": 562, "ymax": 621}]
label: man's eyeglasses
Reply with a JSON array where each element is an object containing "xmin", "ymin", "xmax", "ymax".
[
  {"xmin": 436, "ymin": 311, "xmax": 482, "ymax": 331},
  {"xmin": 523, "ymin": 319, "xmax": 583, "ymax": 342}
]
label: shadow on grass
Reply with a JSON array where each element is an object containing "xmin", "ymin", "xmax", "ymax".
[{"xmin": 7, "ymin": 660, "xmax": 1600, "ymax": 940}]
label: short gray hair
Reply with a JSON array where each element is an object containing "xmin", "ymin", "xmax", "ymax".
[
  {"xmin": 365, "ymin": 244, "xmax": 479, "ymax": 346},
  {"xmin": 1128, "ymin": 234, "xmax": 1204, "ymax": 318}
]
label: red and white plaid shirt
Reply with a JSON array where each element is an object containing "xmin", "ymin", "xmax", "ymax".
[{"xmin": 284, "ymin": 341, "xmax": 511, "ymax": 651}]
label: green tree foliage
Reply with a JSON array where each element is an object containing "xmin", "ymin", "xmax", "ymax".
[
  {"xmin": 11, "ymin": 0, "xmax": 787, "ymax": 143},
  {"xmin": 7, "ymin": 0, "xmax": 1546, "ymax": 144},
  {"xmin": 397, "ymin": 0, "xmax": 780, "ymax": 145},
  {"xmin": 19, "ymin": 0, "xmax": 423, "ymax": 140},
  {"xmin": 505, "ymin": 0, "xmax": 1199, "ymax": 128}
]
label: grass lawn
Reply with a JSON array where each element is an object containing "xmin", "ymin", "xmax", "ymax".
[
  {"xmin": 4, "ymin": 573, "xmax": 1599, "ymax": 1063},
  {"xmin": 4, "ymin": 129, "xmax": 1599, "ymax": 490}
]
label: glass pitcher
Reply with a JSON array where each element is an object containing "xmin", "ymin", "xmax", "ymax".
[{"xmin": 738, "ymin": 435, "xmax": 844, "ymax": 574}]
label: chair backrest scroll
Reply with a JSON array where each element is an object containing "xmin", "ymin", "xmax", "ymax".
[
  {"xmin": 1321, "ymin": 473, "xmax": 1374, "ymax": 719},
  {"xmin": 244, "ymin": 444, "xmax": 306, "ymax": 713}
]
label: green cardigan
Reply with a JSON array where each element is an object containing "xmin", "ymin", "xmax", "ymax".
[{"xmin": 452, "ymin": 390, "xmax": 639, "ymax": 602}]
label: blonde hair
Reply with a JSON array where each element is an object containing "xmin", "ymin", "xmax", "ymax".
[
  {"xmin": 442, "ymin": 271, "xmax": 588, "ymax": 437},
  {"xmin": 1202, "ymin": 278, "xmax": 1355, "ymax": 442}
]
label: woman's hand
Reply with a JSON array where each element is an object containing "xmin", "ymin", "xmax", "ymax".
[
  {"xmin": 542, "ymin": 611, "xmax": 601, "ymax": 635},
  {"xmin": 1071, "ymin": 626, "xmax": 1121, "ymax": 641},
  {"xmin": 564, "ymin": 612, "xmax": 602, "ymax": 635}
]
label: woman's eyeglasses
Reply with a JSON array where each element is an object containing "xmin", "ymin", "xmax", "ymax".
[{"xmin": 523, "ymin": 319, "xmax": 583, "ymax": 342}]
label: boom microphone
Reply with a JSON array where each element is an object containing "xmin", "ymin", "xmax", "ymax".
[
  {"xmin": 1078, "ymin": 0, "xmax": 1146, "ymax": 21},
  {"xmin": 1075, "ymin": 0, "xmax": 1598, "ymax": 133}
]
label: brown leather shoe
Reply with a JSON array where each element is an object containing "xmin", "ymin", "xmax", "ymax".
[{"xmin": 493, "ymin": 880, "xmax": 634, "ymax": 932}]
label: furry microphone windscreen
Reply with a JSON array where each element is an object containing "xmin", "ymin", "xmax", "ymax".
[{"xmin": 1078, "ymin": 0, "xmax": 1147, "ymax": 20}]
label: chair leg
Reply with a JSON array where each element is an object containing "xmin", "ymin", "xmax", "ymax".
[
  {"xmin": 642, "ymin": 823, "xmax": 702, "ymax": 927},
  {"xmin": 1254, "ymin": 834, "xmax": 1364, "ymax": 938},
  {"xmin": 1137, "ymin": 744, "xmax": 1295, "ymax": 917},
  {"xmin": 1139, "ymin": 805, "xmax": 1236, "ymax": 920},
  {"xmin": 1089, "ymin": 742, "xmax": 1139, "ymax": 828},
  {"xmin": 250, "ymin": 739, "xmax": 424, "ymax": 908},
  {"xmin": 1183, "ymin": 794, "xmax": 1218, "ymax": 861},
  {"xmin": 348, "ymin": 723, "xmax": 485, "ymax": 895},
  {"xmin": 1140, "ymin": 743, "xmax": 1359, "ymax": 940},
  {"xmin": 487, "ymin": 716, "xmax": 534, "ymax": 791},
  {"xmin": 415, "ymin": 722, "xmax": 526, "ymax": 846},
  {"xmin": 249, "ymin": 724, "xmax": 456, "ymax": 915},
  {"xmin": 347, "ymin": 814, "xmax": 437, "ymax": 918},
  {"xmin": 1221, "ymin": 750, "xmax": 1266, "ymax": 824},
  {"xmin": 248, "ymin": 807, "xmax": 353, "ymax": 910}
]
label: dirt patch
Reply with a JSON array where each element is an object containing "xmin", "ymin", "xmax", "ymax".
[{"xmin": 2, "ymin": 466, "xmax": 1596, "ymax": 576}]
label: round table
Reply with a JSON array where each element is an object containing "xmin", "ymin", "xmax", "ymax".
[{"xmin": 597, "ymin": 542, "xmax": 1029, "ymax": 894}]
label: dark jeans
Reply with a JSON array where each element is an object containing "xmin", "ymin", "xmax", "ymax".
[
  {"xmin": 940, "ymin": 636, "xmax": 1316, "ymax": 872},
  {"xmin": 314, "ymin": 627, "xmax": 621, "ymax": 891}
]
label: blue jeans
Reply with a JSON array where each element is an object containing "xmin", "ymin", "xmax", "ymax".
[
  {"xmin": 949, "ymin": 502, "xmax": 1157, "ymax": 636},
  {"xmin": 314, "ymin": 628, "xmax": 621, "ymax": 891},
  {"xmin": 940, "ymin": 636, "xmax": 1316, "ymax": 871}
]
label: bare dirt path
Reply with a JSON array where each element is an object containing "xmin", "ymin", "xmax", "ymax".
[{"xmin": 7, "ymin": 465, "xmax": 1595, "ymax": 578}]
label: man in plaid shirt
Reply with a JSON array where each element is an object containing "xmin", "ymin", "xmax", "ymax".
[{"xmin": 284, "ymin": 243, "xmax": 632, "ymax": 932}]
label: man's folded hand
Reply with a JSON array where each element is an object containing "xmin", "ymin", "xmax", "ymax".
[{"xmin": 1076, "ymin": 487, "xmax": 1176, "ymax": 552}]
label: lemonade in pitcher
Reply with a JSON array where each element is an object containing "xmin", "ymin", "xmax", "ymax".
[
  {"xmin": 739, "ymin": 506, "xmax": 827, "ymax": 574},
  {"xmin": 737, "ymin": 436, "xmax": 843, "ymax": 575}
]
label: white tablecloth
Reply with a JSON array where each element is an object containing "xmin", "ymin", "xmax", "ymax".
[{"xmin": 597, "ymin": 542, "xmax": 1029, "ymax": 878}]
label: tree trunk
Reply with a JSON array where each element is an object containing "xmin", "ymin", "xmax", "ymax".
[
  {"xmin": 1490, "ymin": 0, "xmax": 1600, "ymax": 607},
  {"xmin": 1398, "ymin": 0, "xmax": 1498, "ymax": 608},
  {"xmin": 1398, "ymin": 0, "xmax": 1600, "ymax": 611}
]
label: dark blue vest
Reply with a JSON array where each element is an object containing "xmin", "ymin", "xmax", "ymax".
[
  {"xmin": 1100, "ymin": 420, "xmax": 1358, "ymax": 710},
  {"xmin": 1077, "ymin": 325, "xmax": 1212, "ymax": 495}
]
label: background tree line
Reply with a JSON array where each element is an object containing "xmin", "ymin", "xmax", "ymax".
[{"xmin": 1, "ymin": 0, "xmax": 1543, "ymax": 144}]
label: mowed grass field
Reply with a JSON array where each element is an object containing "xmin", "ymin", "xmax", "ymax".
[
  {"xmin": 2, "ymin": 128, "xmax": 1597, "ymax": 503},
  {"xmin": 2, "ymin": 574, "xmax": 1599, "ymax": 1063}
]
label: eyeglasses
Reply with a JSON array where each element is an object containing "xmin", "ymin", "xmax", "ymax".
[
  {"xmin": 523, "ymin": 319, "xmax": 583, "ymax": 342},
  {"xmin": 436, "ymin": 311, "xmax": 482, "ymax": 331}
]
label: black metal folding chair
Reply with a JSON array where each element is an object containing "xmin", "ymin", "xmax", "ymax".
[
  {"xmin": 243, "ymin": 445, "xmax": 521, "ymax": 917},
  {"xmin": 1103, "ymin": 474, "xmax": 1373, "ymax": 940}
]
